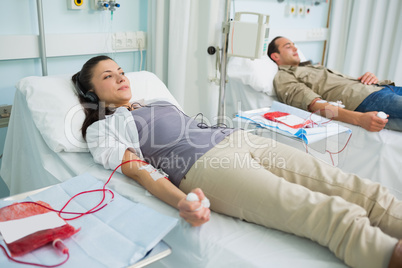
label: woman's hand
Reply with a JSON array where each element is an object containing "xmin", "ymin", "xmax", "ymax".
[
  {"xmin": 358, "ymin": 72, "xmax": 378, "ymax": 85},
  {"xmin": 178, "ymin": 188, "xmax": 211, "ymax": 227}
]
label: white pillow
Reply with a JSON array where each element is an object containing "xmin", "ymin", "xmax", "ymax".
[
  {"xmin": 227, "ymin": 50, "xmax": 307, "ymax": 96},
  {"xmin": 227, "ymin": 55, "xmax": 278, "ymax": 96},
  {"xmin": 16, "ymin": 71, "xmax": 179, "ymax": 153}
]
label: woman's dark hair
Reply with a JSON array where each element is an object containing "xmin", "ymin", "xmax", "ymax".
[
  {"xmin": 72, "ymin": 55, "xmax": 115, "ymax": 140},
  {"xmin": 267, "ymin": 36, "xmax": 283, "ymax": 62}
]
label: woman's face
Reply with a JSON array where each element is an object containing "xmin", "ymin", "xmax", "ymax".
[{"xmin": 90, "ymin": 59, "xmax": 132, "ymax": 107}]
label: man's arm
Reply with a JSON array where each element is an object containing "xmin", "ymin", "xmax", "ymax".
[
  {"xmin": 308, "ymin": 98, "xmax": 388, "ymax": 132},
  {"xmin": 275, "ymin": 70, "xmax": 387, "ymax": 131}
]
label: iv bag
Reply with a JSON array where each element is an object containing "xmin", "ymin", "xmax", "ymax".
[{"xmin": 0, "ymin": 201, "xmax": 80, "ymax": 257}]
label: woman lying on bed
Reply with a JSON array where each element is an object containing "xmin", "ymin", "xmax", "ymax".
[{"xmin": 72, "ymin": 55, "xmax": 402, "ymax": 268}]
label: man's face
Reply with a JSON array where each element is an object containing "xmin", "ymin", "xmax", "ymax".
[{"xmin": 272, "ymin": 37, "xmax": 300, "ymax": 66}]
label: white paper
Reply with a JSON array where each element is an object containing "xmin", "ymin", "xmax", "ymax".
[
  {"xmin": 275, "ymin": 114, "xmax": 306, "ymax": 126},
  {"xmin": 0, "ymin": 212, "xmax": 66, "ymax": 244}
]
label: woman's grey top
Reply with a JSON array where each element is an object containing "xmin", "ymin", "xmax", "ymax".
[{"xmin": 131, "ymin": 101, "xmax": 236, "ymax": 186}]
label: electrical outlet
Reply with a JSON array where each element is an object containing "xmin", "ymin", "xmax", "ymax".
[
  {"xmin": 307, "ymin": 28, "xmax": 327, "ymax": 40},
  {"xmin": 126, "ymin": 32, "xmax": 137, "ymax": 49},
  {"xmin": 111, "ymin": 31, "xmax": 147, "ymax": 50},
  {"xmin": 136, "ymin": 31, "xmax": 146, "ymax": 50},
  {"xmin": 112, "ymin": 32, "xmax": 126, "ymax": 50},
  {"xmin": 0, "ymin": 105, "xmax": 12, "ymax": 118}
]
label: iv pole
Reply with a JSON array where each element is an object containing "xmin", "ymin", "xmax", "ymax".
[
  {"xmin": 217, "ymin": 0, "xmax": 231, "ymax": 125},
  {"xmin": 36, "ymin": 0, "xmax": 48, "ymax": 76}
]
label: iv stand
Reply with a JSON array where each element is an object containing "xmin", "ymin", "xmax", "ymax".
[{"xmin": 216, "ymin": 0, "xmax": 231, "ymax": 125}]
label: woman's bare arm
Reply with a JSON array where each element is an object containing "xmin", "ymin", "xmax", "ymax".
[{"xmin": 121, "ymin": 149, "xmax": 210, "ymax": 226}]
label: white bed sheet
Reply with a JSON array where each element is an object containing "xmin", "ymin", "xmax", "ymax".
[{"xmin": 0, "ymin": 74, "xmax": 349, "ymax": 267}]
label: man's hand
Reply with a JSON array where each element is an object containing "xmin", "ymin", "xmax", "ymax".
[
  {"xmin": 178, "ymin": 188, "xmax": 211, "ymax": 227},
  {"xmin": 358, "ymin": 72, "xmax": 378, "ymax": 85},
  {"xmin": 358, "ymin": 111, "xmax": 388, "ymax": 132}
]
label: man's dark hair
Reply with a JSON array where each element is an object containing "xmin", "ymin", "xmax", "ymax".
[{"xmin": 267, "ymin": 36, "xmax": 283, "ymax": 61}]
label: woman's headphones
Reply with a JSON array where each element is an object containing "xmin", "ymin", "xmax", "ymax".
[{"xmin": 75, "ymin": 73, "xmax": 99, "ymax": 103}]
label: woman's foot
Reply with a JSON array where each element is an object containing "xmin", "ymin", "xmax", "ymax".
[{"xmin": 389, "ymin": 240, "xmax": 402, "ymax": 268}]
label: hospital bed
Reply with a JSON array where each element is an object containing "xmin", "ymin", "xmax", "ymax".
[
  {"xmin": 227, "ymin": 55, "xmax": 402, "ymax": 200},
  {"xmin": 0, "ymin": 71, "xmax": 350, "ymax": 267}
]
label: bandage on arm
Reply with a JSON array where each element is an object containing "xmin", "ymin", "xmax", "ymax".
[
  {"xmin": 121, "ymin": 150, "xmax": 187, "ymax": 210},
  {"xmin": 120, "ymin": 150, "xmax": 168, "ymax": 182},
  {"xmin": 138, "ymin": 164, "xmax": 169, "ymax": 181},
  {"xmin": 309, "ymin": 98, "xmax": 343, "ymax": 116}
]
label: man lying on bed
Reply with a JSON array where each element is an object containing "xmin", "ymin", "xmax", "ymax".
[{"xmin": 268, "ymin": 36, "xmax": 402, "ymax": 132}]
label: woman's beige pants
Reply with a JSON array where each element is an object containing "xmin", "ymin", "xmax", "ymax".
[{"xmin": 179, "ymin": 131, "xmax": 401, "ymax": 268}]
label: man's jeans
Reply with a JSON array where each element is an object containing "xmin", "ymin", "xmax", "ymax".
[{"xmin": 355, "ymin": 85, "xmax": 402, "ymax": 131}]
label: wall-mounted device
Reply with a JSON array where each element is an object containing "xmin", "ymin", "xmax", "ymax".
[
  {"xmin": 67, "ymin": 0, "xmax": 85, "ymax": 10},
  {"xmin": 91, "ymin": 0, "xmax": 120, "ymax": 11},
  {"xmin": 298, "ymin": 5, "xmax": 305, "ymax": 16},
  {"xmin": 228, "ymin": 12, "xmax": 270, "ymax": 60},
  {"xmin": 92, "ymin": 0, "xmax": 108, "ymax": 10},
  {"xmin": 289, "ymin": 4, "xmax": 296, "ymax": 15},
  {"xmin": 109, "ymin": 0, "xmax": 120, "ymax": 11}
]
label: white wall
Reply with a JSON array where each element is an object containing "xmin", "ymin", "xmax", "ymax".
[
  {"xmin": 0, "ymin": 0, "xmax": 148, "ymax": 197},
  {"xmin": 0, "ymin": 0, "xmax": 147, "ymax": 104}
]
